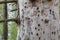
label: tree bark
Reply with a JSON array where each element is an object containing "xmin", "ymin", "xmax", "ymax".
[{"xmin": 17, "ymin": 0, "xmax": 59, "ymax": 40}]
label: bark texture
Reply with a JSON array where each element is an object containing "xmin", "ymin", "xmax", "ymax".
[{"xmin": 17, "ymin": 0, "xmax": 59, "ymax": 40}]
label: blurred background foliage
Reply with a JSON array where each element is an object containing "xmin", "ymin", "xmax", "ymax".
[{"xmin": 0, "ymin": 2, "xmax": 18, "ymax": 40}]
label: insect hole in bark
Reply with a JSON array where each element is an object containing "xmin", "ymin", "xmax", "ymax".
[{"xmin": 44, "ymin": 19, "xmax": 49, "ymax": 24}]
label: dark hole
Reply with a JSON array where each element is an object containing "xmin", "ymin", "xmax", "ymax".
[
  {"xmin": 50, "ymin": 9, "xmax": 51, "ymax": 14},
  {"xmin": 52, "ymin": 32, "xmax": 56, "ymax": 35},
  {"xmin": 39, "ymin": 37, "xmax": 40, "ymax": 40},
  {"xmin": 43, "ymin": 31, "xmax": 45, "ymax": 34},
  {"xmin": 37, "ymin": 7, "xmax": 39, "ymax": 10},
  {"xmin": 38, "ymin": 24, "xmax": 40, "ymax": 26},
  {"xmin": 35, "ymin": 27, "xmax": 37, "ymax": 30},
  {"xmin": 52, "ymin": 11, "xmax": 54, "ymax": 13},
  {"xmin": 38, "ymin": 14, "xmax": 39, "ymax": 17},
  {"xmin": 26, "ymin": 17, "xmax": 30, "ymax": 20},
  {"xmin": 38, "ymin": 29, "xmax": 40, "ymax": 31},
  {"xmin": 41, "ymin": 19, "xmax": 43, "ymax": 21},
  {"xmin": 24, "ymin": 6, "xmax": 27, "ymax": 8},
  {"xmin": 25, "ymin": 2, "xmax": 27, "ymax": 4},
  {"xmin": 31, "ymin": 32, "xmax": 33, "ymax": 35},
  {"xmin": 44, "ymin": 19, "xmax": 49, "ymax": 23},
  {"xmin": 36, "ymin": 33, "xmax": 38, "ymax": 36}
]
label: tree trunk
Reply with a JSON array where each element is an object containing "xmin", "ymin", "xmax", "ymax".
[{"xmin": 17, "ymin": 0, "xmax": 59, "ymax": 40}]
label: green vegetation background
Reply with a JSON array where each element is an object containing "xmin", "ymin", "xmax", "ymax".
[{"xmin": 0, "ymin": 4, "xmax": 18, "ymax": 40}]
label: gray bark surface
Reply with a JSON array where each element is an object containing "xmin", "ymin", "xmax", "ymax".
[{"xmin": 17, "ymin": 0, "xmax": 59, "ymax": 40}]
